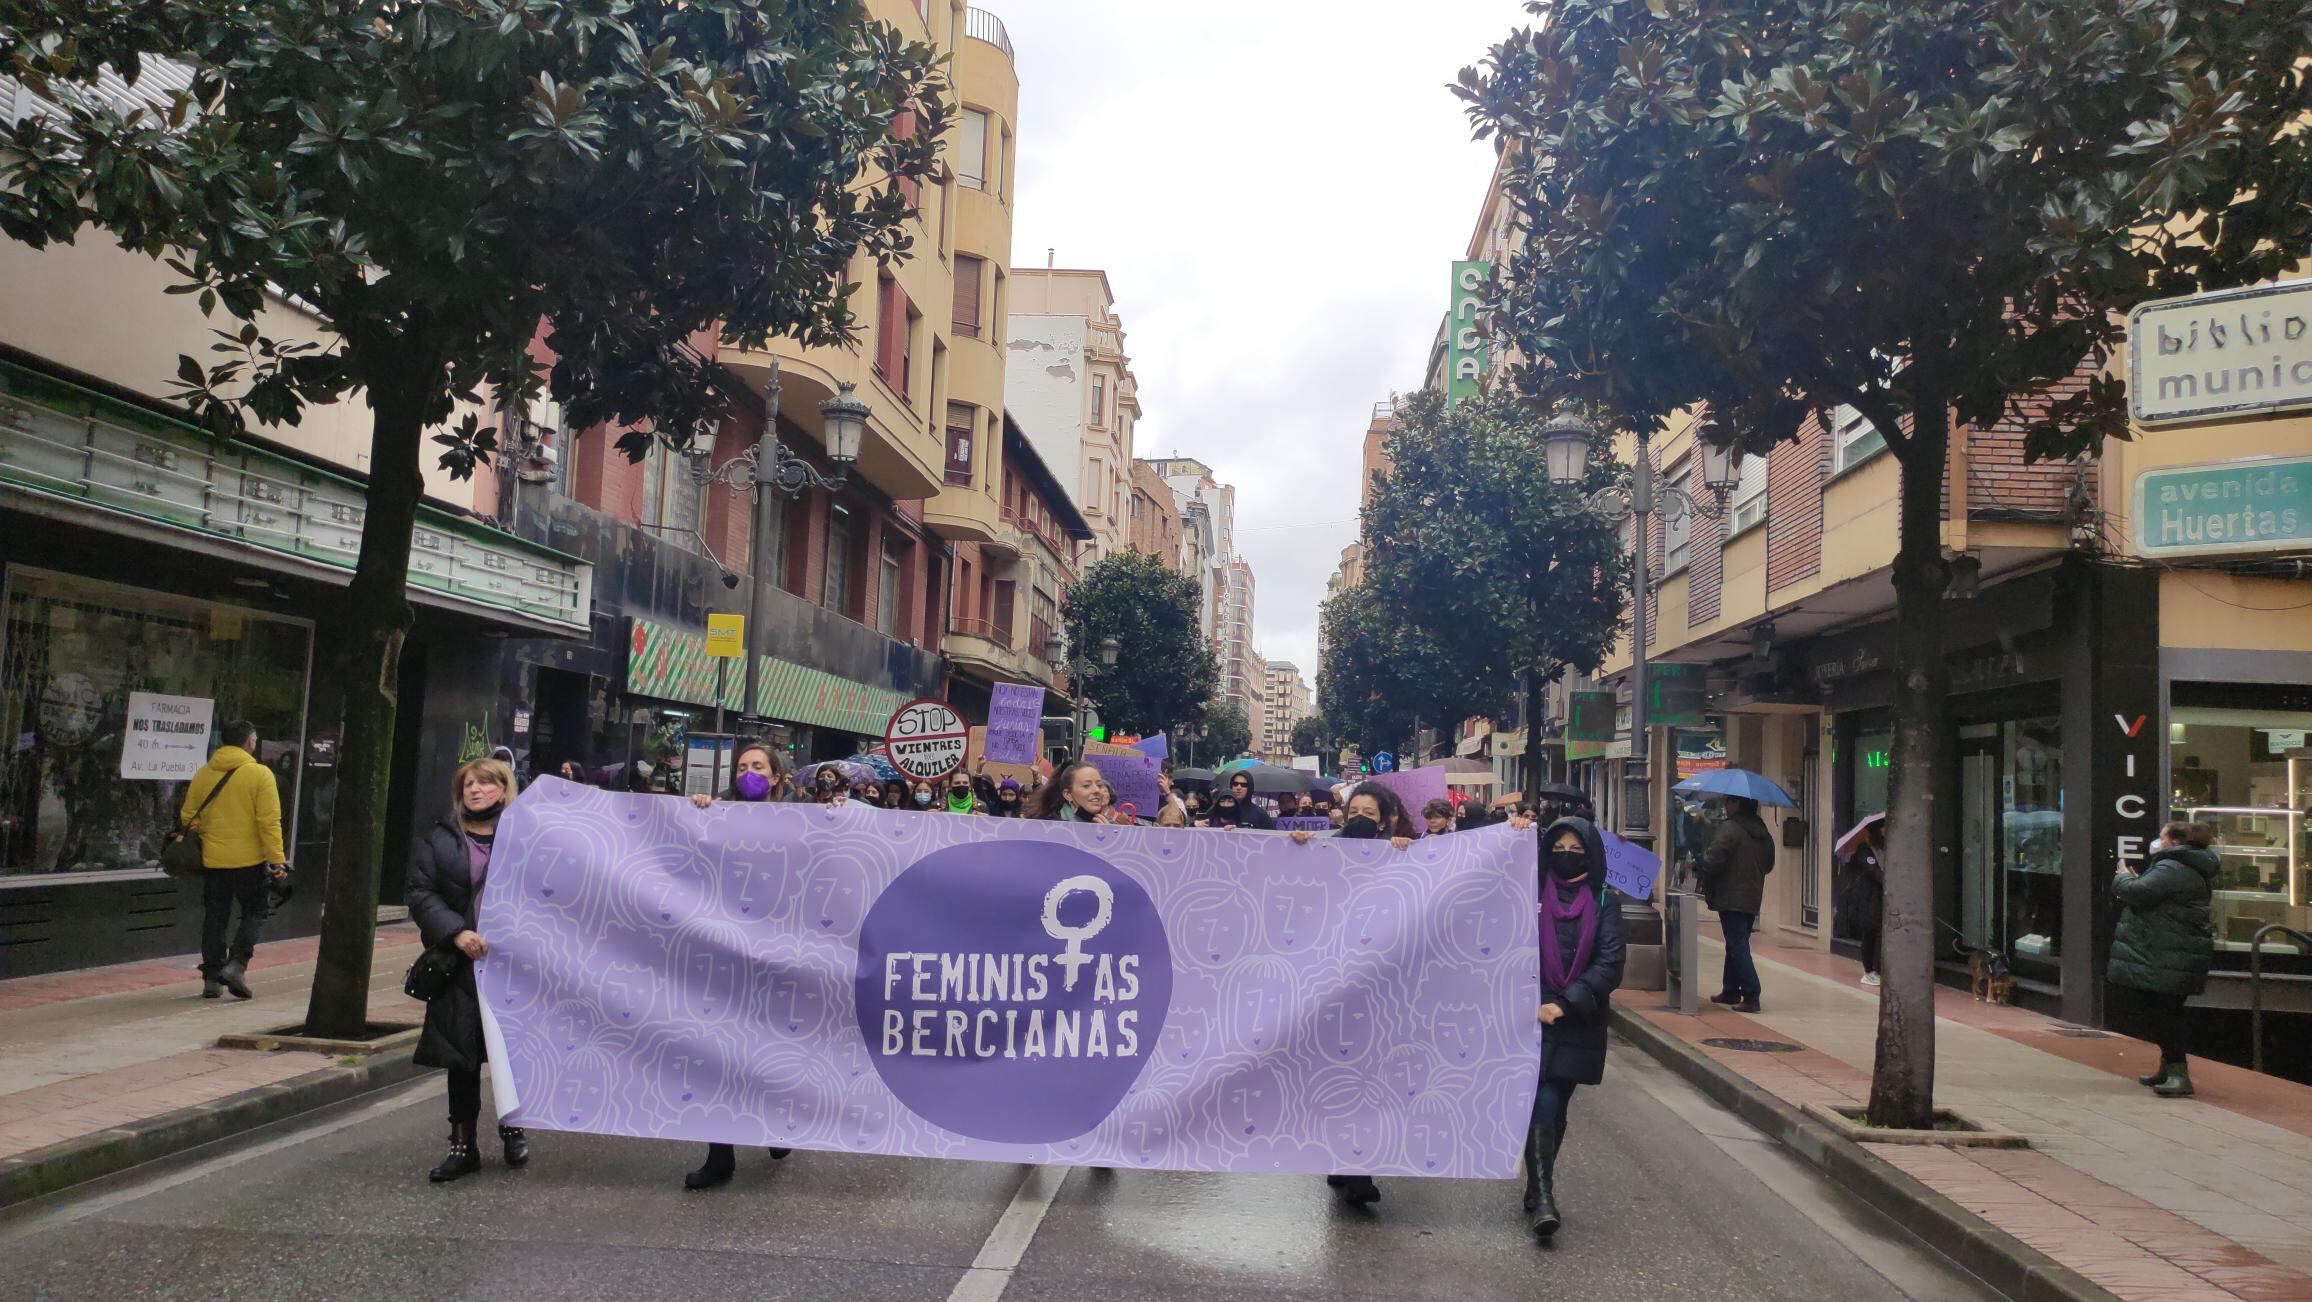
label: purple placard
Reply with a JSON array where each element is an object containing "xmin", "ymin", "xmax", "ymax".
[
  {"xmin": 983, "ymin": 683, "xmax": 1044, "ymax": 766},
  {"xmin": 1131, "ymin": 732, "xmax": 1169, "ymax": 761},
  {"xmin": 1277, "ymin": 816, "xmax": 1334, "ymax": 833},
  {"xmin": 1601, "ymin": 829, "xmax": 1660, "ymax": 899},
  {"xmin": 1370, "ymin": 765, "xmax": 1450, "ymax": 828},
  {"xmin": 476, "ymin": 778, "xmax": 1539, "ymax": 1177},
  {"xmin": 1087, "ymin": 752, "xmax": 1163, "ymax": 821}
]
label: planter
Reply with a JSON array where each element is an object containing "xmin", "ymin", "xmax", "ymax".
[
  {"xmin": 215, "ymin": 1021, "xmax": 421, "ymax": 1056},
  {"xmin": 1800, "ymin": 1101, "xmax": 2030, "ymax": 1149}
]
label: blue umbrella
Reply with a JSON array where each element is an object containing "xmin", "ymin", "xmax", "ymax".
[{"xmin": 1673, "ymin": 767, "xmax": 1798, "ymax": 807}]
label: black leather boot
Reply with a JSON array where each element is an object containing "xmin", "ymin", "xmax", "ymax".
[
  {"xmin": 428, "ymin": 1122, "xmax": 481, "ymax": 1183},
  {"xmin": 498, "ymin": 1126, "xmax": 530, "ymax": 1168},
  {"xmin": 685, "ymin": 1142, "xmax": 736, "ymax": 1190},
  {"xmin": 1527, "ymin": 1123, "xmax": 1562, "ymax": 1239},
  {"xmin": 767, "ymin": 1147, "xmax": 792, "ymax": 1159},
  {"xmin": 1334, "ymin": 1174, "xmax": 1381, "ymax": 1206}
]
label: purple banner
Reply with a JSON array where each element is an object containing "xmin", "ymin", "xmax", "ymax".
[
  {"xmin": 1371, "ymin": 766, "xmax": 1449, "ymax": 829},
  {"xmin": 476, "ymin": 778, "xmax": 1539, "ymax": 1177},
  {"xmin": 1087, "ymin": 752, "xmax": 1163, "ymax": 821},
  {"xmin": 983, "ymin": 683, "xmax": 1045, "ymax": 766},
  {"xmin": 1601, "ymin": 829, "xmax": 1660, "ymax": 899}
]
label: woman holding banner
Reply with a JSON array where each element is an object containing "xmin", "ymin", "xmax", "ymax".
[{"xmin": 1525, "ymin": 815, "xmax": 1626, "ymax": 1240}]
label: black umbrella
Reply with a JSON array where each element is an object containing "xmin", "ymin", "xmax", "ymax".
[
  {"xmin": 1536, "ymin": 782, "xmax": 1588, "ymax": 802},
  {"xmin": 1170, "ymin": 766, "xmax": 1215, "ymax": 791},
  {"xmin": 1236, "ymin": 764, "xmax": 1313, "ymax": 796}
]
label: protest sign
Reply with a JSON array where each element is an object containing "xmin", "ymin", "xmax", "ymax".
[
  {"xmin": 968, "ymin": 727, "xmax": 1042, "ymax": 786},
  {"xmin": 1131, "ymin": 732, "xmax": 1169, "ymax": 761},
  {"xmin": 1601, "ymin": 829, "xmax": 1661, "ymax": 900},
  {"xmin": 984, "ymin": 684, "xmax": 1045, "ymax": 766},
  {"xmin": 885, "ymin": 699, "xmax": 968, "ymax": 782},
  {"xmin": 478, "ymin": 779, "xmax": 1539, "ymax": 1177},
  {"xmin": 1371, "ymin": 765, "xmax": 1449, "ymax": 829},
  {"xmin": 1088, "ymin": 752, "xmax": 1165, "ymax": 820}
]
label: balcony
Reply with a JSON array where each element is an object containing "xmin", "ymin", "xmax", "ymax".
[
  {"xmin": 965, "ymin": 9, "xmax": 1014, "ymax": 62},
  {"xmin": 947, "ymin": 615, "xmax": 1028, "ymax": 681}
]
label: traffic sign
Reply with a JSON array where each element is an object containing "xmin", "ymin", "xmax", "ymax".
[
  {"xmin": 705, "ymin": 613, "xmax": 745, "ymax": 658},
  {"xmin": 883, "ymin": 698, "xmax": 969, "ymax": 782},
  {"xmin": 1372, "ymin": 751, "xmax": 1396, "ymax": 774}
]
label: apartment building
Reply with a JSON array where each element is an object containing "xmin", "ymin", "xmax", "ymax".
[
  {"xmin": 944, "ymin": 418, "xmax": 1093, "ymax": 720},
  {"xmin": 1126, "ymin": 458, "xmax": 1184, "ymax": 565},
  {"xmin": 1005, "ymin": 268, "xmax": 1141, "ymax": 564},
  {"xmin": 1262, "ymin": 661, "xmax": 1312, "ymax": 762},
  {"xmin": 1145, "ymin": 456, "xmax": 1231, "ymax": 650}
]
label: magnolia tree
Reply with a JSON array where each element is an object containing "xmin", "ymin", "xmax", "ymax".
[
  {"xmin": 1459, "ymin": 0, "xmax": 2310, "ymax": 1125},
  {"xmin": 0, "ymin": 0, "xmax": 946, "ymax": 1036}
]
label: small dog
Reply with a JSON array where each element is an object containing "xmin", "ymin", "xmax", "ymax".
[{"xmin": 1968, "ymin": 949, "xmax": 2015, "ymax": 1005}]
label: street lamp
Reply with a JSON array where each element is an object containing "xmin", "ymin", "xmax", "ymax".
[
  {"xmin": 1543, "ymin": 411, "xmax": 1737, "ymax": 838},
  {"xmin": 1044, "ymin": 632, "xmax": 1120, "ymax": 757},
  {"xmin": 688, "ymin": 361, "xmax": 871, "ymax": 731}
]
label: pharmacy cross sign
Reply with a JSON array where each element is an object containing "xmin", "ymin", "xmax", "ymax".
[{"xmin": 885, "ymin": 699, "xmax": 969, "ymax": 783}]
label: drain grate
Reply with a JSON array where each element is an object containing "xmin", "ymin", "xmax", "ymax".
[
  {"xmin": 2050, "ymin": 1026, "xmax": 2112, "ymax": 1038},
  {"xmin": 1702, "ymin": 1037, "xmax": 1803, "ymax": 1053}
]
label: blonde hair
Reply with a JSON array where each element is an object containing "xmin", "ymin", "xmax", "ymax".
[{"xmin": 454, "ymin": 756, "xmax": 515, "ymax": 803}]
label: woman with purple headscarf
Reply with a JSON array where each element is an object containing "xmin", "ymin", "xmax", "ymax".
[{"xmin": 1526, "ymin": 815, "xmax": 1625, "ymax": 1240}]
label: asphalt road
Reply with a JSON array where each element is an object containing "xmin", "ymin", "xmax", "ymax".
[{"xmin": 0, "ymin": 1037, "xmax": 1991, "ymax": 1301}]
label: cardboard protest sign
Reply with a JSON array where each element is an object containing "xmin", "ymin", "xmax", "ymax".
[{"xmin": 1088, "ymin": 752, "xmax": 1164, "ymax": 821}]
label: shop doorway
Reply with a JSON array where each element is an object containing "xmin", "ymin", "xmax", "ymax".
[
  {"xmin": 530, "ymin": 667, "xmax": 593, "ymax": 779},
  {"xmin": 1952, "ymin": 716, "xmax": 2065, "ymax": 992}
]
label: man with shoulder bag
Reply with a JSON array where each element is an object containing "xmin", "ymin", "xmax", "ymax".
[{"xmin": 177, "ymin": 721, "xmax": 288, "ymax": 1000}]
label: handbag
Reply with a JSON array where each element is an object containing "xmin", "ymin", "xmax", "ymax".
[
  {"xmin": 403, "ymin": 945, "xmax": 461, "ymax": 1003},
  {"xmin": 159, "ymin": 766, "xmax": 237, "ymax": 878}
]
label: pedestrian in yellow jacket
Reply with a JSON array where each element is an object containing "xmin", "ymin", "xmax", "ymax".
[{"xmin": 179, "ymin": 721, "xmax": 287, "ymax": 999}]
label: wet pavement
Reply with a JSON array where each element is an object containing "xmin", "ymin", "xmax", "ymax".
[{"xmin": 0, "ymin": 1036, "xmax": 1990, "ymax": 1300}]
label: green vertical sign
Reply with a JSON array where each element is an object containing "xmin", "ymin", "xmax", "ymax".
[
  {"xmin": 1567, "ymin": 690, "xmax": 1616, "ymax": 761},
  {"xmin": 1447, "ymin": 261, "xmax": 1491, "ymax": 406},
  {"xmin": 1649, "ymin": 663, "xmax": 1709, "ymax": 728}
]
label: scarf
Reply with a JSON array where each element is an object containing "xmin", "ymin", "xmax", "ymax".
[
  {"xmin": 1539, "ymin": 876, "xmax": 1600, "ymax": 991},
  {"xmin": 464, "ymin": 828, "xmax": 495, "ymax": 898}
]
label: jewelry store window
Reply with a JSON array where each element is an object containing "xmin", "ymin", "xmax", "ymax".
[
  {"xmin": 2168, "ymin": 691, "xmax": 2312, "ymax": 958},
  {"xmin": 0, "ymin": 568, "xmax": 311, "ymax": 878}
]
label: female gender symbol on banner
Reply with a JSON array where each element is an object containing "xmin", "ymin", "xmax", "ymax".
[{"xmin": 1043, "ymin": 875, "xmax": 1114, "ymax": 992}]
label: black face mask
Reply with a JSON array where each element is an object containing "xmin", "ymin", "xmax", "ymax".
[
  {"xmin": 461, "ymin": 800, "xmax": 504, "ymax": 824},
  {"xmin": 1549, "ymin": 849, "xmax": 1589, "ymax": 881},
  {"xmin": 1216, "ymin": 798, "xmax": 1237, "ymax": 810},
  {"xmin": 1344, "ymin": 815, "xmax": 1382, "ymax": 840}
]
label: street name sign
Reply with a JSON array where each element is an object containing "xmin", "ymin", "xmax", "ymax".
[{"xmin": 2133, "ymin": 454, "xmax": 2310, "ymax": 559}]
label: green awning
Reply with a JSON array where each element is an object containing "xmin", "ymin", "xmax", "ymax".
[{"xmin": 754, "ymin": 655, "xmax": 909, "ymax": 736}]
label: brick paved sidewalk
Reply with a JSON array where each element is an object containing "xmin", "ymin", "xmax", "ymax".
[
  {"xmin": 1630, "ymin": 925, "xmax": 2312, "ymax": 1300},
  {"xmin": 0, "ymin": 926, "xmax": 424, "ymax": 1163}
]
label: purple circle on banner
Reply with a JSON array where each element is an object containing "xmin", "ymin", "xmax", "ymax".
[{"xmin": 854, "ymin": 839, "xmax": 1172, "ymax": 1144}]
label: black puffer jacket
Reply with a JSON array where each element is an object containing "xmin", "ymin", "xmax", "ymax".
[
  {"xmin": 1701, "ymin": 810, "xmax": 1777, "ymax": 916},
  {"xmin": 406, "ymin": 818, "xmax": 484, "ymax": 1074},
  {"xmin": 2109, "ymin": 844, "xmax": 2220, "ymax": 996},
  {"xmin": 1539, "ymin": 817, "xmax": 1626, "ymax": 1086}
]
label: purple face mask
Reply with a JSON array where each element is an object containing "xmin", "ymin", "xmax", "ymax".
[{"xmin": 735, "ymin": 770, "xmax": 773, "ymax": 801}]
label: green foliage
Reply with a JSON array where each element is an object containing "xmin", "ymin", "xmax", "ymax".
[
  {"xmin": 1455, "ymin": 0, "xmax": 2311, "ymax": 466},
  {"xmin": 0, "ymin": 0, "xmax": 948, "ymax": 462},
  {"xmin": 1316, "ymin": 582, "xmax": 1463, "ymax": 758},
  {"xmin": 1362, "ymin": 388, "xmax": 1628, "ymax": 695},
  {"xmin": 1059, "ymin": 550, "xmax": 1219, "ymax": 738},
  {"xmin": 1201, "ymin": 702, "xmax": 1251, "ymax": 763},
  {"xmin": 1289, "ymin": 713, "xmax": 1329, "ymax": 758}
]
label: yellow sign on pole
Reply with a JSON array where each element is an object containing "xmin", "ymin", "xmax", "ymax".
[{"xmin": 706, "ymin": 613, "xmax": 745, "ymax": 658}]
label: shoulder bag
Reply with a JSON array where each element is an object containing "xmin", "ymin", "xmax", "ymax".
[
  {"xmin": 403, "ymin": 944, "xmax": 462, "ymax": 1003},
  {"xmin": 160, "ymin": 766, "xmax": 237, "ymax": 878}
]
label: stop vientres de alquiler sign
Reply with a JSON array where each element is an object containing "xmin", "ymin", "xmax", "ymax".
[{"xmin": 884, "ymin": 699, "xmax": 969, "ymax": 782}]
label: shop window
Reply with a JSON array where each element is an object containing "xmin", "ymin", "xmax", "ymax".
[
  {"xmin": 1852, "ymin": 723, "xmax": 1893, "ymax": 820},
  {"xmin": 2170, "ymin": 702, "xmax": 2312, "ymax": 953},
  {"xmin": 1955, "ymin": 717, "xmax": 2064, "ymax": 988},
  {"xmin": 0, "ymin": 568, "xmax": 311, "ymax": 876}
]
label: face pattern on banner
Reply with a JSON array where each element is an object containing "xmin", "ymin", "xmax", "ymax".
[{"xmin": 477, "ymin": 779, "xmax": 1540, "ymax": 1178}]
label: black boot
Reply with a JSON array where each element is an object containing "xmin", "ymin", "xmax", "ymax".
[
  {"xmin": 2136, "ymin": 1058, "xmax": 2177, "ymax": 1087},
  {"xmin": 685, "ymin": 1142, "xmax": 736, "ymax": 1190},
  {"xmin": 428, "ymin": 1122, "xmax": 481, "ymax": 1183},
  {"xmin": 1527, "ymin": 1123, "xmax": 1562, "ymax": 1239},
  {"xmin": 1334, "ymin": 1174, "xmax": 1381, "ymax": 1206},
  {"xmin": 498, "ymin": 1126, "xmax": 530, "ymax": 1168},
  {"xmin": 767, "ymin": 1147, "xmax": 792, "ymax": 1160}
]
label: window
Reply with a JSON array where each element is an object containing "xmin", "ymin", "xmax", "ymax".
[
  {"xmin": 1728, "ymin": 451, "xmax": 1768, "ymax": 535},
  {"xmin": 1085, "ymin": 456, "xmax": 1105, "ymax": 514},
  {"xmin": 952, "ymin": 253, "xmax": 983, "ymax": 338},
  {"xmin": 996, "ymin": 127, "xmax": 1010, "ymax": 200},
  {"xmin": 1662, "ymin": 461, "xmax": 1693, "ymax": 573},
  {"xmin": 1091, "ymin": 375, "xmax": 1106, "ymax": 424},
  {"xmin": 944, "ymin": 402, "xmax": 975, "ymax": 488},
  {"xmin": 877, "ymin": 531, "xmax": 903, "ymax": 637},
  {"xmin": 1831, "ymin": 404, "xmax": 1888, "ymax": 472},
  {"xmin": 2169, "ymin": 696, "xmax": 2312, "ymax": 954},
  {"xmin": 891, "ymin": 110, "xmax": 918, "ymax": 206},
  {"xmin": 992, "ymin": 579, "xmax": 1016, "ymax": 644},
  {"xmin": 824, "ymin": 504, "xmax": 855, "ymax": 616},
  {"xmin": 957, "ymin": 108, "xmax": 988, "ymax": 191},
  {"xmin": 640, "ymin": 440, "xmax": 702, "ymax": 546},
  {"xmin": 875, "ymin": 275, "xmax": 905, "ymax": 392},
  {"xmin": 1030, "ymin": 587, "xmax": 1058, "ymax": 661}
]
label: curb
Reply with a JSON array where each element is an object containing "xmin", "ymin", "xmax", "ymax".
[
  {"xmin": 0, "ymin": 1047, "xmax": 431, "ymax": 1211},
  {"xmin": 1610, "ymin": 1006, "xmax": 2111, "ymax": 1302}
]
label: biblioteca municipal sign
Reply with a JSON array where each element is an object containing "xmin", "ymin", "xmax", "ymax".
[{"xmin": 2129, "ymin": 278, "xmax": 2312, "ymax": 427}]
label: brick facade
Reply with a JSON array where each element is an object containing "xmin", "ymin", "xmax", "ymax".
[
  {"xmin": 1765, "ymin": 412, "xmax": 1827, "ymax": 593},
  {"xmin": 1687, "ymin": 464, "xmax": 1724, "ymax": 628}
]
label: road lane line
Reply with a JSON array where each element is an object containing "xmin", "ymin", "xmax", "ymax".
[{"xmin": 946, "ymin": 1163, "xmax": 1068, "ymax": 1302}]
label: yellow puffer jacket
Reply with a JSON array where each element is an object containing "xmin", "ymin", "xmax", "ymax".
[{"xmin": 179, "ymin": 746, "xmax": 285, "ymax": 868}]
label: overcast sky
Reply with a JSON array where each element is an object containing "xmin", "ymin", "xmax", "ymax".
[{"xmin": 994, "ymin": 1, "xmax": 1516, "ymax": 683}]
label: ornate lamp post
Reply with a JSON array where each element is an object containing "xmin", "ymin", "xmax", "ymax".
[
  {"xmin": 1044, "ymin": 631, "xmax": 1120, "ymax": 757},
  {"xmin": 688, "ymin": 358, "xmax": 872, "ymax": 730}
]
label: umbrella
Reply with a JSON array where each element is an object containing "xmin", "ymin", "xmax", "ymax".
[
  {"xmin": 1170, "ymin": 766, "xmax": 1216, "ymax": 791},
  {"xmin": 1230, "ymin": 764, "xmax": 1314, "ymax": 796},
  {"xmin": 1535, "ymin": 782, "xmax": 1588, "ymax": 802},
  {"xmin": 1834, "ymin": 811, "xmax": 1885, "ymax": 861},
  {"xmin": 1673, "ymin": 767, "xmax": 1798, "ymax": 807}
]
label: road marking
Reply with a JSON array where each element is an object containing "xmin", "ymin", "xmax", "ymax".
[
  {"xmin": 0, "ymin": 1076, "xmax": 437, "ymax": 1244},
  {"xmin": 946, "ymin": 1163, "xmax": 1068, "ymax": 1302}
]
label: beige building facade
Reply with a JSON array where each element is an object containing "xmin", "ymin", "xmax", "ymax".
[{"xmin": 1005, "ymin": 268, "xmax": 1141, "ymax": 565}]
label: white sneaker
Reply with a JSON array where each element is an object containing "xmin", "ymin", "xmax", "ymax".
[{"xmin": 1860, "ymin": 972, "xmax": 1882, "ymax": 987}]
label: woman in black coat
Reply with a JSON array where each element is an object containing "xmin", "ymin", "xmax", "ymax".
[
  {"xmin": 1527, "ymin": 816, "xmax": 1626, "ymax": 1240},
  {"xmin": 407, "ymin": 756, "xmax": 528, "ymax": 1183}
]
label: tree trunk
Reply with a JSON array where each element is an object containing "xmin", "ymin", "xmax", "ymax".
[
  {"xmin": 1867, "ymin": 397, "xmax": 1952, "ymax": 1129},
  {"xmin": 1522, "ymin": 667, "xmax": 1541, "ymax": 805},
  {"xmin": 302, "ymin": 375, "xmax": 428, "ymax": 1040}
]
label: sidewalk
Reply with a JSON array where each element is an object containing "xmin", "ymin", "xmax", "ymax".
[
  {"xmin": 0, "ymin": 924, "xmax": 423, "ymax": 1167},
  {"xmin": 1626, "ymin": 924, "xmax": 2312, "ymax": 1300}
]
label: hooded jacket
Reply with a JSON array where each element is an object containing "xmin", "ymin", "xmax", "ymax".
[
  {"xmin": 179, "ymin": 745, "xmax": 285, "ymax": 868},
  {"xmin": 2109, "ymin": 843, "xmax": 2220, "ymax": 996},
  {"xmin": 1701, "ymin": 808, "xmax": 1777, "ymax": 916},
  {"xmin": 1537, "ymin": 816, "xmax": 1626, "ymax": 1086}
]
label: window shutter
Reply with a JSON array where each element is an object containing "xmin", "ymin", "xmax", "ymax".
[{"xmin": 952, "ymin": 254, "xmax": 983, "ymax": 337}]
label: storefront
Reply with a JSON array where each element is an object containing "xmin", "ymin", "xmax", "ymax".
[{"xmin": 2164, "ymin": 678, "xmax": 2312, "ymax": 971}]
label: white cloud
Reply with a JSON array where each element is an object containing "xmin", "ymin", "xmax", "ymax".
[{"xmin": 991, "ymin": 0, "xmax": 1512, "ymax": 679}]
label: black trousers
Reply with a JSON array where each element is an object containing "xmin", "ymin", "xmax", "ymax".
[
  {"xmin": 2135, "ymin": 990, "xmax": 2191, "ymax": 1064},
  {"xmin": 447, "ymin": 1067, "xmax": 483, "ymax": 1127},
  {"xmin": 1857, "ymin": 926, "xmax": 1883, "ymax": 976},
  {"xmin": 199, "ymin": 865, "xmax": 271, "ymax": 979}
]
